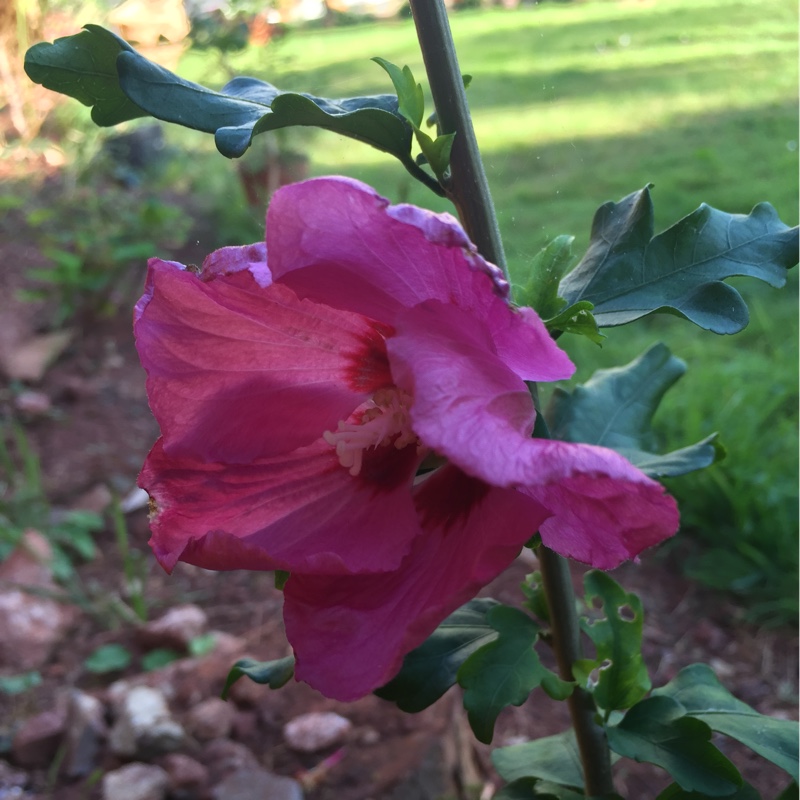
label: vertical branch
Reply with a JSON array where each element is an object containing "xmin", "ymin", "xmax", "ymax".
[
  {"xmin": 407, "ymin": 0, "xmax": 508, "ymax": 279},
  {"xmin": 537, "ymin": 546, "xmax": 615, "ymax": 795},
  {"xmin": 408, "ymin": 2, "xmax": 615, "ymax": 795}
]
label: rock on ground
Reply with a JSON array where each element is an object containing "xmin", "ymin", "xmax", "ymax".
[{"xmin": 102, "ymin": 762, "xmax": 169, "ymax": 800}]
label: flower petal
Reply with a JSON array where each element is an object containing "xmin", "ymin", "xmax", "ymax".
[
  {"xmin": 135, "ymin": 258, "xmax": 394, "ymax": 463},
  {"xmin": 142, "ymin": 435, "xmax": 423, "ymax": 575},
  {"xmin": 283, "ymin": 466, "xmax": 550, "ymax": 701},
  {"xmin": 387, "ymin": 299, "xmax": 542, "ymax": 487},
  {"xmin": 266, "ymin": 177, "xmax": 514, "ymax": 324},
  {"xmin": 519, "ymin": 441, "xmax": 680, "ymax": 569}
]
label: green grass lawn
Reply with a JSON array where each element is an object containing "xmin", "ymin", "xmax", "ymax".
[{"xmin": 176, "ymin": 0, "xmax": 799, "ymax": 620}]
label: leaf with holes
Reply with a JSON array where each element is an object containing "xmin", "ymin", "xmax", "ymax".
[
  {"xmin": 574, "ymin": 571, "xmax": 649, "ymax": 714},
  {"xmin": 607, "ymin": 696, "xmax": 742, "ymax": 796},
  {"xmin": 653, "ymin": 663, "xmax": 799, "ymax": 781},
  {"xmin": 547, "ymin": 343, "xmax": 724, "ymax": 479},
  {"xmin": 558, "ymin": 186, "xmax": 798, "ymax": 333},
  {"xmin": 458, "ymin": 605, "xmax": 572, "ymax": 744},
  {"xmin": 375, "ymin": 597, "xmax": 499, "ymax": 712},
  {"xmin": 221, "ymin": 656, "xmax": 295, "ymax": 699}
]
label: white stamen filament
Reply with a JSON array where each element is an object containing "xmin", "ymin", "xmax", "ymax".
[{"xmin": 323, "ymin": 388, "xmax": 417, "ymax": 476}]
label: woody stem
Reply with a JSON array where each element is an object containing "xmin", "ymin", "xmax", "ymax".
[{"xmin": 408, "ymin": 2, "xmax": 615, "ymax": 795}]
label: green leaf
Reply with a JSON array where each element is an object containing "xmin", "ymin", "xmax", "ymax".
[
  {"xmin": 84, "ymin": 644, "xmax": 132, "ymax": 674},
  {"xmin": 25, "ymin": 27, "xmax": 424, "ymax": 175},
  {"xmin": 458, "ymin": 605, "xmax": 573, "ymax": 744},
  {"xmin": 493, "ymin": 778, "xmax": 540, "ymax": 799},
  {"xmin": 372, "ymin": 58, "xmax": 424, "ymax": 127},
  {"xmin": 492, "ymin": 730, "xmax": 585, "ymax": 789},
  {"xmin": 187, "ymin": 633, "xmax": 217, "ymax": 657},
  {"xmin": 558, "ymin": 186, "xmax": 798, "ymax": 333},
  {"xmin": 777, "ymin": 782, "xmax": 799, "ymax": 800},
  {"xmin": 521, "ymin": 571, "xmax": 550, "ymax": 623},
  {"xmin": 375, "ymin": 597, "xmax": 499, "ymax": 712},
  {"xmin": 414, "ymin": 128, "xmax": 455, "ymax": 182},
  {"xmin": 545, "ymin": 301, "xmax": 604, "ymax": 345},
  {"xmin": 657, "ymin": 781, "xmax": 762, "ymax": 799},
  {"xmin": 274, "ymin": 570, "xmax": 289, "ymax": 591},
  {"xmin": 606, "ymin": 695, "xmax": 742, "ymax": 796},
  {"xmin": 653, "ymin": 663, "xmax": 799, "ymax": 781},
  {"xmin": 221, "ymin": 655, "xmax": 294, "ymax": 700},
  {"xmin": 24, "ymin": 25, "xmax": 147, "ymax": 125},
  {"xmin": 517, "ymin": 235, "xmax": 576, "ymax": 319},
  {"xmin": 574, "ymin": 571, "xmax": 650, "ymax": 714},
  {"xmin": 0, "ymin": 671, "xmax": 42, "ymax": 695},
  {"xmin": 141, "ymin": 648, "xmax": 180, "ymax": 671},
  {"xmin": 547, "ymin": 343, "xmax": 723, "ymax": 479}
]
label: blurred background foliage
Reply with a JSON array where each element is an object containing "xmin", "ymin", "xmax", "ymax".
[{"xmin": 1, "ymin": 0, "xmax": 797, "ymax": 622}]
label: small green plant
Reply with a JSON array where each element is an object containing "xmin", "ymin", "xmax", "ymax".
[
  {"xmin": 83, "ymin": 643, "xmax": 132, "ymax": 674},
  {"xmin": 21, "ymin": 182, "xmax": 191, "ymax": 326},
  {"xmin": 0, "ymin": 422, "xmax": 102, "ymax": 578}
]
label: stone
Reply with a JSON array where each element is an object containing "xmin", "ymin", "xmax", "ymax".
[
  {"xmin": 202, "ymin": 739, "xmax": 259, "ymax": 785},
  {"xmin": 71, "ymin": 484, "xmax": 113, "ymax": 515},
  {"xmin": 109, "ymin": 686, "xmax": 184, "ymax": 759},
  {"xmin": 185, "ymin": 697, "xmax": 235, "ymax": 742},
  {"xmin": 102, "ymin": 762, "xmax": 169, "ymax": 800},
  {"xmin": 136, "ymin": 605, "xmax": 208, "ymax": 653},
  {"xmin": 210, "ymin": 767, "xmax": 303, "ymax": 800},
  {"xmin": 161, "ymin": 753, "xmax": 209, "ymax": 800},
  {"xmin": 0, "ymin": 530, "xmax": 79, "ymax": 670},
  {"xmin": 231, "ymin": 710, "xmax": 258, "ymax": 741},
  {"xmin": 0, "ymin": 329, "xmax": 73, "ymax": 382},
  {"xmin": 283, "ymin": 711, "xmax": 352, "ymax": 753},
  {"xmin": 64, "ymin": 690, "xmax": 107, "ymax": 778},
  {"xmin": 0, "ymin": 760, "xmax": 29, "ymax": 793},
  {"xmin": 13, "ymin": 390, "xmax": 51, "ymax": 416},
  {"xmin": 11, "ymin": 710, "xmax": 66, "ymax": 768}
]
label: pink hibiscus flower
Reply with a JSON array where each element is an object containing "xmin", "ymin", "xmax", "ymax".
[{"xmin": 135, "ymin": 176, "xmax": 678, "ymax": 701}]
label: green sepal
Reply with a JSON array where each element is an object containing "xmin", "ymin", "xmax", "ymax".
[
  {"xmin": 375, "ymin": 597, "xmax": 499, "ymax": 712},
  {"xmin": 606, "ymin": 695, "xmax": 742, "ymax": 796},
  {"xmin": 547, "ymin": 343, "xmax": 724, "ymax": 479},
  {"xmin": 653, "ymin": 663, "xmax": 799, "ymax": 781},
  {"xmin": 656, "ymin": 781, "xmax": 762, "ymax": 799},
  {"xmin": 558, "ymin": 186, "xmax": 798, "ymax": 334},
  {"xmin": 221, "ymin": 655, "xmax": 295, "ymax": 699},
  {"xmin": 458, "ymin": 606, "xmax": 573, "ymax": 744},
  {"xmin": 575, "ymin": 571, "xmax": 650, "ymax": 714},
  {"xmin": 492, "ymin": 730, "xmax": 585, "ymax": 789}
]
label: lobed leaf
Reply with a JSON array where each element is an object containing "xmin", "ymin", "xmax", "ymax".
[
  {"xmin": 607, "ymin": 696, "xmax": 742, "ymax": 796},
  {"xmin": 575, "ymin": 571, "xmax": 650, "ymax": 713},
  {"xmin": 458, "ymin": 605, "xmax": 572, "ymax": 743},
  {"xmin": 492, "ymin": 730, "xmax": 586, "ymax": 789},
  {"xmin": 375, "ymin": 597, "xmax": 499, "ymax": 712},
  {"xmin": 547, "ymin": 343, "xmax": 723, "ymax": 479},
  {"xmin": 25, "ymin": 26, "xmax": 433, "ymax": 186},
  {"xmin": 559, "ymin": 186, "xmax": 798, "ymax": 334},
  {"xmin": 221, "ymin": 655, "xmax": 295, "ymax": 699},
  {"xmin": 653, "ymin": 663, "xmax": 799, "ymax": 781},
  {"xmin": 24, "ymin": 25, "xmax": 146, "ymax": 125}
]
